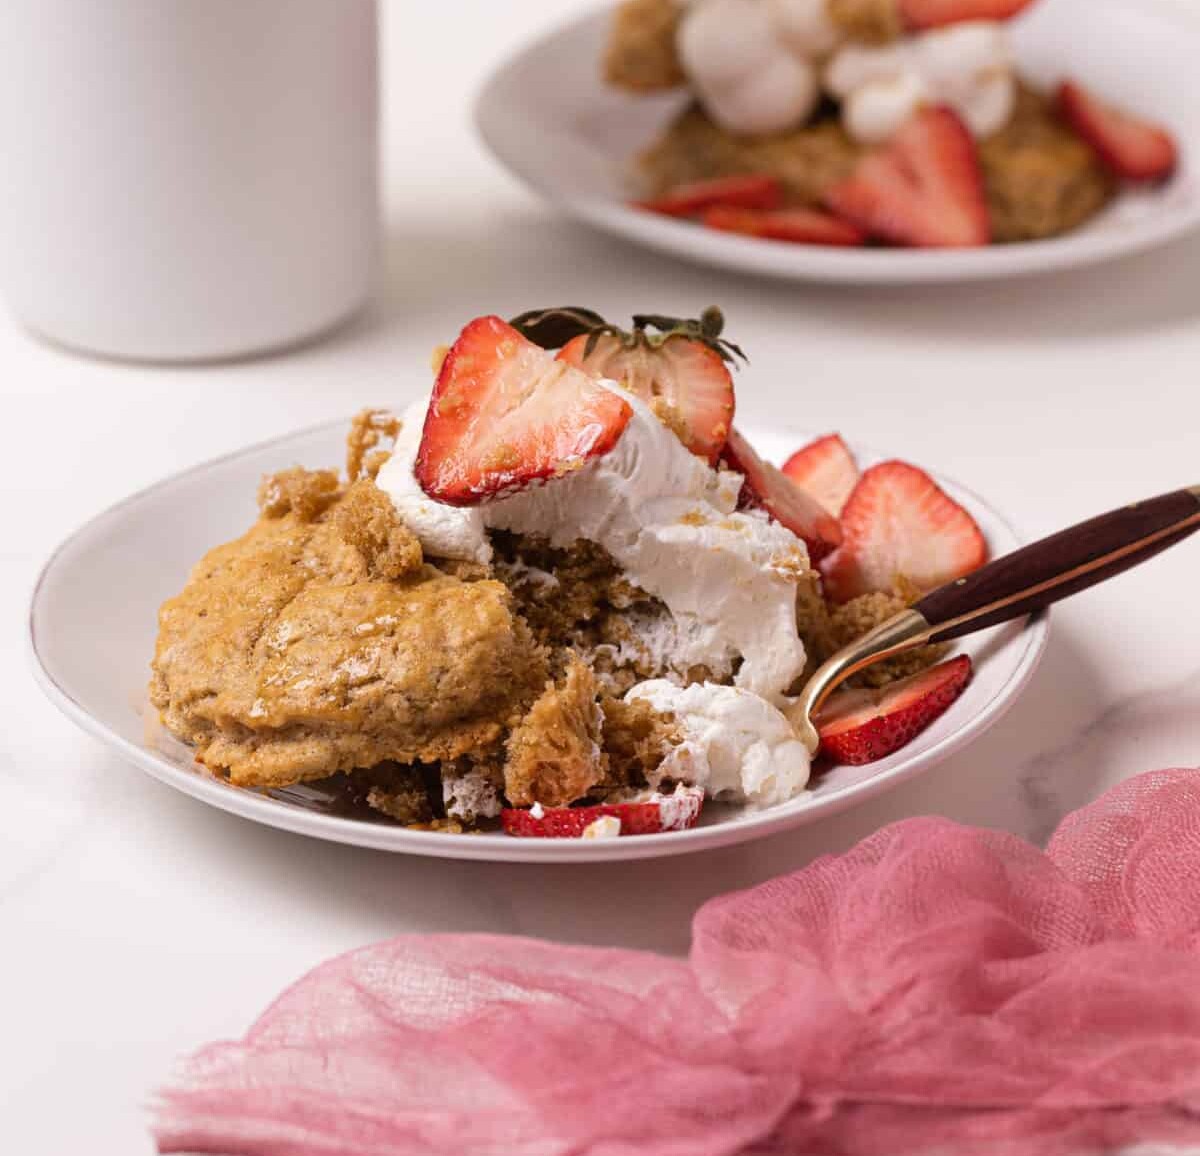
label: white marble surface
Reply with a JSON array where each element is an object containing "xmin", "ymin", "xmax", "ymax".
[{"xmin": 5, "ymin": 1, "xmax": 1200, "ymax": 1152}]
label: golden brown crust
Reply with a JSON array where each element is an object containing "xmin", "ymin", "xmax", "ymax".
[
  {"xmin": 982, "ymin": 86, "xmax": 1116, "ymax": 243},
  {"xmin": 828, "ymin": 0, "xmax": 903, "ymax": 43},
  {"xmin": 504, "ymin": 660, "xmax": 605, "ymax": 807},
  {"xmin": 605, "ymin": 0, "xmax": 686, "ymax": 92},
  {"xmin": 150, "ymin": 470, "xmax": 547, "ymax": 788}
]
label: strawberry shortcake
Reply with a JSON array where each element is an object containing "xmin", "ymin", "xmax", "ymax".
[
  {"xmin": 150, "ymin": 309, "xmax": 987, "ymax": 838},
  {"xmin": 609, "ymin": 0, "xmax": 1179, "ymax": 246}
]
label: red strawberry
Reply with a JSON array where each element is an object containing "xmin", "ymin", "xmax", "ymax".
[
  {"xmin": 824, "ymin": 107, "xmax": 990, "ymax": 249},
  {"xmin": 1057, "ymin": 79, "xmax": 1178, "ymax": 184},
  {"xmin": 701, "ymin": 206, "xmax": 866, "ymax": 247},
  {"xmin": 899, "ymin": 0, "xmax": 1036, "ymax": 30},
  {"xmin": 415, "ymin": 316, "xmax": 633, "ymax": 506},
  {"xmin": 634, "ymin": 174, "xmax": 783, "ymax": 218},
  {"xmin": 818, "ymin": 655, "xmax": 973, "ymax": 765},
  {"xmin": 501, "ymin": 788, "xmax": 705, "ymax": 838},
  {"xmin": 782, "ymin": 433, "xmax": 860, "ymax": 516},
  {"xmin": 820, "ymin": 460, "xmax": 987, "ymax": 602},
  {"xmin": 720, "ymin": 427, "xmax": 843, "ymax": 564},
  {"xmin": 558, "ymin": 331, "xmax": 735, "ymax": 464}
]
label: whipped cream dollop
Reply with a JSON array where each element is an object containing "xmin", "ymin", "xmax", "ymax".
[
  {"xmin": 826, "ymin": 23, "xmax": 1015, "ymax": 142},
  {"xmin": 375, "ymin": 389, "xmax": 810, "ymax": 704},
  {"xmin": 380, "ymin": 404, "xmax": 493, "ymax": 566},
  {"xmin": 626, "ymin": 680, "xmax": 812, "ymax": 807},
  {"xmin": 678, "ymin": 0, "xmax": 1016, "ymax": 143},
  {"xmin": 677, "ymin": 0, "xmax": 830, "ymax": 136}
]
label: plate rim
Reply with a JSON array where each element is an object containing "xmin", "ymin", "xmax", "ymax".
[
  {"xmin": 474, "ymin": 0, "xmax": 1200, "ymax": 285},
  {"xmin": 27, "ymin": 418, "xmax": 1050, "ymax": 863}
]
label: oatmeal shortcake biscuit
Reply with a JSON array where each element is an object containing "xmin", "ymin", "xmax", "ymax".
[
  {"xmin": 150, "ymin": 468, "xmax": 547, "ymax": 788},
  {"xmin": 639, "ymin": 88, "xmax": 1115, "ymax": 243},
  {"xmin": 981, "ymin": 86, "xmax": 1116, "ymax": 242}
]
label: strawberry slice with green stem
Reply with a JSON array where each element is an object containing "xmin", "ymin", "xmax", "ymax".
[
  {"xmin": 820, "ymin": 459, "xmax": 987, "ymax": 602},
  {"xmin": 1057, "ymin": 79, "xmax": 1178, "ymax": 184},
  {"xmin": 415, "ymin": 315, "xmax": 633, "ymax": 506},
  {"xmin": 634, "ymin": 174, "xmax": 783, "ymax": 218},
  {"xmin": 817, "ymin": 655, "xmax": 973, "ymax": 765},
  {"xmin": 721, "ymin": 427, "xmax": 844, "ymax": 564},
  {"xmin": 824, "ymin": 106, "xmax": 990, "ymax": 249},
  {"xmin": 782, "ymin": 433, "xmax": 860, "ymax": 516},
  {"xmin": 513, "ymin": 306, "xmax": 741, "ymax": 464}
]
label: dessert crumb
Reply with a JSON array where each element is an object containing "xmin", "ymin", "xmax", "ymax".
[{"xmin": 582, "ymin": 815, "xmax": 622, "ymax": 839}]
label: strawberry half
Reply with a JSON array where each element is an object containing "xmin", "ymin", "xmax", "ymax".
[
  {"xmin": 701, "ymin": 206, "xmax": 866, "ymax": 247},
  {"xmin": 558, "ymin": 329, "xmax": 735, "ymax": 464},
  {"xmin": 820, "ymin": 460, "xmax": 988, "ymax": 602},
  {"xmin": 824, "ymin": 107, "xmax": 990, "ymax": 249},
  {"xmin": 818, "ymin": 655, "xmax": 973, "ymax": 765},
  {"xmin": 415, "ymin": 316, "xmax": 633, "ymax": 506},
  {"xmin": 899, "ymin": 0, "xmax": 1036, "ymax": 30},
  {"xmin": 721, "ymin": 427, "xmax": 843, "ymax": 564},
  {"xmin": 634, "ymin": 174, "xmax": 783, "ymax": 218},
  {"xmin": 1057, "ymin": 79, "xmax": 1178, "ymax": 184},
  {"xmin": 501, "ymin": 788, "xmax": 705, "ymax": 838},
  {"xmin": 782, "ymin": 433, "xmax": 860, "ymax": 516}
]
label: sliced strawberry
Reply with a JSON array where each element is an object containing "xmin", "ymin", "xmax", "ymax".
[
  {"xmin": 558, "ymin": 332, "xmax": 734, "ymax": 463},
  {"xmin": 821, "ymin": 460, "xmax": 988, "ymax": 602},
  {"xmin": 899, "ymin": 0, "xmax": 1036, "ymax": 30},
  {"xmin": 701, "ymin": 206, "xmax": 866, "ymax": 247},
  {"xmin": 818, "ymin": 655, "xmax": 973, "ymax": 765},
  {"xmin": 824, "ymin": 107, "xmax": 990, "ymax": 249},
  {"xmin": 415, "ymin": 316, "xmax": 633, "ymax": 506},
  {"xmin": 1057, "ymin": 79, "xmax": 1178, "ymax": 184},
  {"xmin": 720, "ymin": 427, "xmax": 843, "ymax": 564},
  {"xmin": 501, "ymin": 787, "xmax": 705, "ymax": 838},
  {"xmin": 634, "ymin": 174, "xmax": 783, "ymax": 218},
  {"xmin": 782, "ymin": 433, "xmax": 860, "ymax": 517}
]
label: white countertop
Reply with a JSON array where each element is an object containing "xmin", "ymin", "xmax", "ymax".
[{"xmin": 5, "ymin": 2, "xmax": 1200, "ymax": 1151}]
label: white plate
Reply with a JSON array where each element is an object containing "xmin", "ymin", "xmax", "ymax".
[
  {"xmin": 28, "ymin": 419, "xmax": 1047, "ymax": 863},
  {"xmin": 476, "ymin": 0, "xmax": 1200, "ymax": 284}
]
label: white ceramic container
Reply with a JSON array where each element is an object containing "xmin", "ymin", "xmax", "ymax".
[{"xmin": 0, "ymin": 0, "xmax": 378, "ymax": 361}]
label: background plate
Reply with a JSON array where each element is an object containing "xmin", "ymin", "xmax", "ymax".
[
  {"xmin": 29, "ymin": 420, "xmax": 1047, "ymax": 862},
  {"xmin": 476, "ymin": 0, "xmax": 1200, "ymax": 284}
]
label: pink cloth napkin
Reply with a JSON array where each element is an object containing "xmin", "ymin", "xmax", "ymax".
[{"xmin": 155, "ymin": 769, "xmax": 1200, "ymax": 1156}]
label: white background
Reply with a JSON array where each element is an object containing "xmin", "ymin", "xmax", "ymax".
[{"xmin": 5, "ymin": 1, "xmax": 1200, "ymax": 1151}]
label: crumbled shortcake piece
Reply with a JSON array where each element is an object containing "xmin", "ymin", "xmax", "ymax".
[
  {"xmin": 604, "ymin": 0, "xmax": 686, "ymax": 91},
  {"xmin": 504, "ymin": 660, "xmax": 605, "ymax": 807}
]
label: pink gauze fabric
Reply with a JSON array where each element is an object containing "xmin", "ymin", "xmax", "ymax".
[{"xmin": 155, "ymin": 769, "xmax": 1200, "ymax": 1156}]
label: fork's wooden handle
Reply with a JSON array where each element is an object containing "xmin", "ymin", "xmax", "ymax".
[{"xmin": 915, "ymin": 487, "xmax": 1200, "ymax": 644}]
